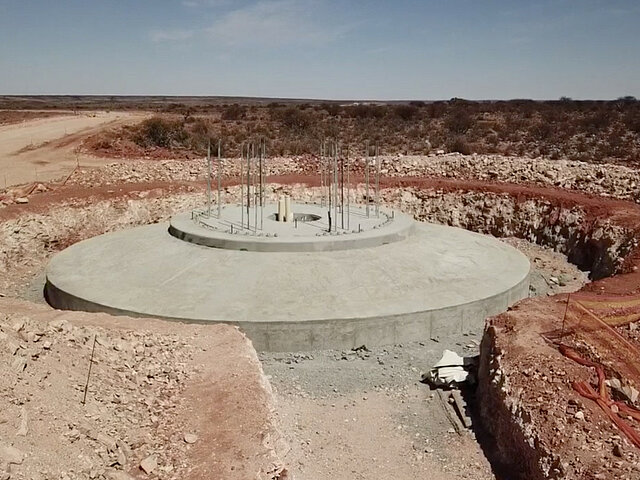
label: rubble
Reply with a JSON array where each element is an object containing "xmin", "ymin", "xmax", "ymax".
[
  {"xmin": 0, "ymin": 297, "xmax": 289, "ymax": 480},
  {"xmin": 0, "ymin": 304, "xmax": 197, "ymax": 479}
]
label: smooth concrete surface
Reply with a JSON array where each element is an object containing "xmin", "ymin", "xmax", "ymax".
[
  {"xmin": 45, "ymin": 222, "xmax": 530, "ymax": 351},
  {"xmin": 170, "ymin": 203, "xmax": 415, "ymax": 252}
]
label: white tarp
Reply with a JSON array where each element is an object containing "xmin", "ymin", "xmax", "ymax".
[{"xmin": 423, "ymin": 350, "xmax": 469, "ymax": 387}]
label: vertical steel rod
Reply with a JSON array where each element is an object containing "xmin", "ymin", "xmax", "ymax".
[
  {"xmin": 327, "ymin": 141, "xmax": 332, "ymax": 232},
  {"xmin": 217, "ymin": 139, "xmax": 222, "ymax": 218},
  {"xmin": 333, "ymin": 143, "xmax": 340, "ymax": 225},
  {"xmin": 254, "ymin": 145, "xmax": 258, "ymax": 232},
  {"xmin": 260, "ymin": 139, "xmax": 264, "ymax": 230},
  {"xmin": 375, "ymin": 145, "xmax": 380, "ymax": 218},
  {"xmin": 82, "ymin": 335, "xmax": 97, "ymax": 405},
  {"xmin": 247, "ymin": 143, "xmax": 251, "ymax": 229},
  {"xmin": 346, "ymin": 146, "xmax": 350, "ymax": 230},
  {"xmin": 240, "ymin": 144, "xmax": 244, "ymax": 229},
  {"xmin": 320, "ymin": 141, "xmax": 324, "ymax": 208},
  {"xmin": 365, "ymin": 142, "xmax": 370, "ymax": 218},
  {"xmin": 340, "ymin": 147, "xmax": 344, "ymax": 229},
  {"xmin": 207, "ymin": 140, "xmax": 212, "ymax": 217}
]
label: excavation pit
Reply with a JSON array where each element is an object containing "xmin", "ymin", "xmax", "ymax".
[{"xmin": 45, "ymin": 203, "xmax": 531, "ymax": 351}]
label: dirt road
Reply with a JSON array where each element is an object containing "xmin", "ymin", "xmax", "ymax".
[{"xmin": 0, "ymin": 111, "xmax": 144, "ymax": 187}]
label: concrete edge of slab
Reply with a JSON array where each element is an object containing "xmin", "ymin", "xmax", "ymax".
[{"xmin": 44, "ymin": 270, "xmax": 530, "ymax": 352}]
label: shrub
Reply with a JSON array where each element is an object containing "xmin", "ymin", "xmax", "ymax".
[
  {"xmin": 394, "ymin": 104, "xmax": 419, "ymax": 121},
  {"xmin": 447, "ymin": 136, "xmax": 472, "ymax": 154},
  {"xmin": 221, "ymin": 104, "xmax": 246, "ymax": 121},
  {"xmin": 134, "ymin": 117, "xmax": 187, "ymax": 148},
  {"xmin": 344, "ymin": 104, "xmax": 386, "ymax": 119},
  {"xmin": 624, "ymin": 110, "xmax": 640, "ymax": 134},
  {"xmin": 321, "ymin": 103, "xmax": 342, "ymax": 116},
  {"xmin": 530, "ymin": 120, "xmax": 554, "ymax": 141},
  {"xmin": 278, "ymin": 106, "xmax": 312, "ymax": 132},
  {"xmin": 444, "ymin": 109, "xmax": 474, "ymax": 134}
]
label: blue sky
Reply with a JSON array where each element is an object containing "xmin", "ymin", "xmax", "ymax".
[{"xmin": 1, "ymin": 0, "xmax": 639, "ymax": 100}]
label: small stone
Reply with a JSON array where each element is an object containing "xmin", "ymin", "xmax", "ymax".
[
  {"xmin": 16, "ymin": 407, "xmax": 28, "ymax": 436},
  {"xmin": 12, "ymin": 320, "xmax": 25, "ymax": 332},
  {"xmin": 574, "ymin": 411, "xmax": 585, "ymax": 420},
  {"xmin": 613, "ymin": 443, "xmax": 624, "ymax": 457},
  {"xmin": 140, "ymin": 455, "xmax": 157, "ymax": 475},
  {"xmin": 183, "ymin": 433, "xmax": 198, "ymax": 444},
  {"xmin": 15, "ymin": 197, "xmax": 29, "ymax": 204},
  {"xmin": 0, "ymin": 445, "xmax": 24, "ymax": 465},
  {"xmin": 11, "ymin": 356, "xmax": 27, "ymax": 373},
  {"xmin": 621, "ymin": 385, "xmax": 639, "ymax": 403}
]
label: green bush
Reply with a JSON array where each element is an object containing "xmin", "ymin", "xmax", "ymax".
[{"xmin": 135, "ymin": 116, "xmax": 187, "ymax": 148}]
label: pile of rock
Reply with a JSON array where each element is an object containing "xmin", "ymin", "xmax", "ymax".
[
  {"xmin": 61, "ymin": 153, "xmax": 640, "ymax": 202},
  {"xmin": 378, "ymin": 154, "xmax": 640, "ymax": 201}
]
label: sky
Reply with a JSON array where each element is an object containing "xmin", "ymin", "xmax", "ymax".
[{"xmin": 1, "ymin": 0, "xmax": 639, "ymax": 100}]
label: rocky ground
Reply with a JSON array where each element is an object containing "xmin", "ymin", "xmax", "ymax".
[
  {"xmin": 501, "ymin": 237, "xmax": 588, "ymax": 297},
  {"xmin": 0, "ymin": 298, "xmax": 286, "ymax": 480},
  {"xmin": 60, "ymin": 153, "xmax": 640, "ymax": 200},
  {"xmin": 261, "ymin": 335, "xmax": 493, "ymax": 480},
  {"xmin": 3, "ymin": 152, "xmax": 639, "ymax": 206}
]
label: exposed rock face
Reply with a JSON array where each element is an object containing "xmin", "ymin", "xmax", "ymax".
[
  {"xmin": 477, "ymin": 297, "xmax": 640, "ymax": 480},
  {"xmin": 477, "ymin": 325, "xmax": 555, "ymax": 480},
  {"xmin": 383, "ymin": 188, "xmax": 637, "ymax": 279}
]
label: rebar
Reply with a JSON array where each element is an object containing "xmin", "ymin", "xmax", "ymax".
[
  {"xmin": 327, "ymin": 142, "xmax": 332, "ymax": 232},
  {"xmin": 254, "ymin": 147, "xmax": 257, "ymax": 233},
  {"xmin": 206, "ymin": 141, "xmax": 212, "ymax": 217},
  {"xmin": 340, "ymin": 148, "xmax": 344, "ymax": 229},
  {"xmin": 333, "ymin": 144, "xmax": 338, "ymax": 228},
  {"xmin": 365, "ymin": 142, "xmax": 370, "ymax": 218},
  {"xmin": 82, "ymin": 335, "xmax": 97, "ymax": 405},
  {"xmin": 346, "ymin": 146, "xmax": 350, "ymax": 230},
  {"xmin": 375, "ymin": 145, "xmax": 380, "ymax": 218},
  {"xmin": 217, "ymin": 139, "xmax": 222, "ymax": 218},
  {"xmin": 247, "ymin": 143, "xmax": 251, "ymax": 229},
  {"xmin": 320, "ymin": 141, "xmax": 325, "ymax": 208},
  {"xmin": 260, "ymin": 139, "xmax": 264, "ymax": 230},
  {"xmin": 241, "ymin": 144, "xmax": 244, "ymax": 228}
]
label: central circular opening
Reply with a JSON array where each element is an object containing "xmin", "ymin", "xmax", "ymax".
[{"xmin": 268, "ymin": 212, "xmax": 322, "ymax": 222}]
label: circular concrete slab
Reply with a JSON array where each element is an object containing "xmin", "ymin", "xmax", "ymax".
[
  {"xmin": 45, "ymin": 218, "xmax": 530, "ymax": 351},
  {"xmin": 169, "ymin": 203, "xmax": 415, "ymax": 252}
]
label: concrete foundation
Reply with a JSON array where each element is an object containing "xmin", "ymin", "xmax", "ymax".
[
  {"xmin": 170, "ymin": 203, "xmax": 414, "ymax": 252},
  {"xmin": 45, "ymin": 209, "xmax": 530, "ymax": 351}
]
